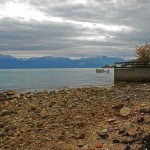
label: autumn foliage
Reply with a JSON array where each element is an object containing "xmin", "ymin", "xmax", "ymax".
[{"xmin": 135, "ymin": 42, "xmax": 150, "ymax": 62}]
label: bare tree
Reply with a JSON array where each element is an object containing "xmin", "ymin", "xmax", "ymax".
[{"xmin": 135, "ymin": 42, "xmax": 150, "ymax": 62}]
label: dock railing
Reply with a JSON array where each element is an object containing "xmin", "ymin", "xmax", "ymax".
[{"xmin": 114, "ymin": 61, "xmax": 150, "ymax": 68}]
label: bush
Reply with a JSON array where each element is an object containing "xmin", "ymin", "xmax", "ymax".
[{"xmin": 136, "ymin": 42, "xmax": 150, "ymax": 62}]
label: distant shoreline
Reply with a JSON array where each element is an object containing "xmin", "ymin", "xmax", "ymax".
[{"xmin": 0, "ymin": 54, "xmax": 126, "ymax": 69}]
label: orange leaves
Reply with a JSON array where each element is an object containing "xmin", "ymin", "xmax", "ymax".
[{"xmin": 135, "ymin": 42, "xmax": 150, "ymax": 61}]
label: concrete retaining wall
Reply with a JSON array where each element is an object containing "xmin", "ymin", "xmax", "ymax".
[{"xmin": 114, "ymin": 68, "xmax": 150, "ymax": 82}]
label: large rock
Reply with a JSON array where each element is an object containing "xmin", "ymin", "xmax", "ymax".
[{"xmin": 120, "ymin": 107, "xmax": 131, "ymax": 117}]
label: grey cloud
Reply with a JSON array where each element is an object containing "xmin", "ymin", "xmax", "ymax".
[
  {"xmin": 0, "ymin": 0, "xmax": 150, "ymax": 59},
  {"xmin": 0, "ymin": 19, "xmax": 84, "ymax": 51},
  {"xmin": 29, "ymin": 0, "xmax": 150, "ymax": 34}
]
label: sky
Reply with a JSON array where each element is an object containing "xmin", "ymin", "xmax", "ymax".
[{"xmin": 0, "ymin": 0, "xmax": 150, "ymax": 59}]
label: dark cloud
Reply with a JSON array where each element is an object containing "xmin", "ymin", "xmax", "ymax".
[{"xmin": 0, "ymin": 0, "xmax": 150, "ymax": 59}]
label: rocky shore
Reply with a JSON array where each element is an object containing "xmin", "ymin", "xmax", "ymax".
[{"xmin": 0, "ymin": 83, "xmax": 150, "ymax": 150}]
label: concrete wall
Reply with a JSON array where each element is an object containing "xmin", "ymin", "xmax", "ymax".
[{"xmin": 114, "ymin": 68, "xmax": 150, "ymax": 82}]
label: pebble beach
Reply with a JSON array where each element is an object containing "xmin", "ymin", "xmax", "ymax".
[{"xmin": 0, "ymin": 82, "xmax": 150, "ymax": 150}]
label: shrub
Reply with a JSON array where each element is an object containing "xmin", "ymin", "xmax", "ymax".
[{"xmin": 135, "ymin": 42, "xmax": 150, "ymax": 62}]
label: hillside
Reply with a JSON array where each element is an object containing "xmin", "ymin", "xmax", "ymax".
[{"xmin": 0, "ymin": 55, "xmax": 125, "ymax": 69}]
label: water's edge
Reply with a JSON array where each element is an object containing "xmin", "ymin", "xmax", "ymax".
[{"xmin": 0, "ymin": 68, "xmax": 114, "ymax": 91}]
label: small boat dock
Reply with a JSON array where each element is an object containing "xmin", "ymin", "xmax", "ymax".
[{"xmin": 96, "ymin": 68, "xmax": 110, "ymax": 74}]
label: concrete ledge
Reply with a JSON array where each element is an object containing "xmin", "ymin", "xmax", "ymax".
[{"xmin": 114, "ymin": 68, "xmax": 150, "ymax": 82}]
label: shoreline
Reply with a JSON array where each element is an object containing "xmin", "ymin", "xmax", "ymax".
[
  {"xmin": 0, "ymin": 83, "xmax": 150, "ymax": 149},
  {"xmin": 0, "ymin": 83, "xmax": 114, "ymax": 93}
]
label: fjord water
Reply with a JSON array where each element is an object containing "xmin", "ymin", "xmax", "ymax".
[{"xmin": 0, "ymin": 68, "xmax": 114, "ymax": 91}]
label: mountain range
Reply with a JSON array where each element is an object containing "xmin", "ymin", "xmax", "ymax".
[{"xmin": 0, "ymin": 54, "xmax": 126, "ymax": 69}]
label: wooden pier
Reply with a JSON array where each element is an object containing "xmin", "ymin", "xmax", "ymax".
[{"xmin": 96, "ymin": 68, "xmax": 109, "ymax": 73}]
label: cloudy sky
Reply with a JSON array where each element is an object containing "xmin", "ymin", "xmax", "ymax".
[{"xmin": 0, "ymin": 0, "xmax": 149, "ymax": 59}]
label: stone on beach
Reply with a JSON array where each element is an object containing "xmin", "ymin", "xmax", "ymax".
[
  {"xmin": 4, "ymin": 90, "xmax": 17, "ymax": 96},
  {"xmin": 0, "ymin": 83, "xmax": 150, "ymax": 150},
  {"xmin": 4, "ymin": 125, "xmax": 17, "ymax": 131},
  {"xmin": 40, "ymin": 110, "xmax": 49, "ymax": 118},
  {"xmin": 112, "ymin": 103, "xmax": 124, "ymax": 109},
  {"xmin": 120, "ymin": 107, "xmax": 131, "ymax": 117},
  {"xmin": 108, "ymin": 118, "xmax": 116, "ymax": 123},
  {"xmin": 4, "ymin": 101, "xmax": 9, "ymax": 107}
]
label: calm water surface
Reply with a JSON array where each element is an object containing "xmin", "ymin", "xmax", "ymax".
[{"xmin": 0, "ymin": 68, "xmax": 114, "ymax": 91}]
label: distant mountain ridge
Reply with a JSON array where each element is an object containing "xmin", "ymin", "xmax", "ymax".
[{"xmin": 0, "ymin": 54, "xmax": 126, "ymax": 69}]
